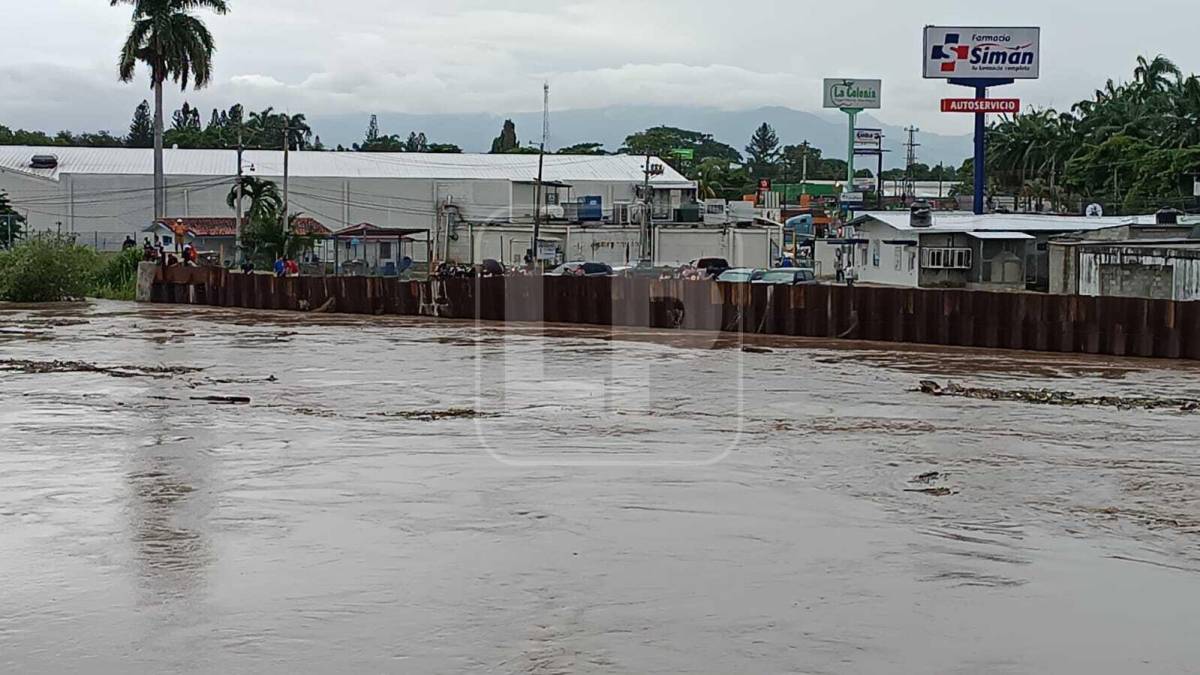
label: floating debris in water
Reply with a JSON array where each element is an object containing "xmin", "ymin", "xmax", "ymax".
[
  {"xmin": 190, "ymin": 395, "xmax": 251, "ymax": 405},
  {"xmin": 905, "ymin": 470, "xmax": 957, "ymax": 497},
  {"xmin": 905, "ymin": 487, "xmax": 956, "ymax": 497},
  {"xmin": 917, "ymin": 380, "xmax": 1200, "ymax": 412},
  {"xmin": 372, "ymin": 408, "xmax": 496, "ymax": 422},
  {"xmin": 0, "ymin": 358, "xmax": 202, "ymax": 379},
  {"xmin": 741, "ymin": 346, "xmax": 775, "ymax": 355}
]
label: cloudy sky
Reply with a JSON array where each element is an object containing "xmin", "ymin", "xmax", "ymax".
[{"xmin": 0, "ymin": 0, "xmax": 1195, "ymax": 140}]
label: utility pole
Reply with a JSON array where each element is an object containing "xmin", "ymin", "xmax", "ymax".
[
  {"xmin": 800, "ymin": 141, "xmax": 810, "ymax": 195},
  {"xmin": 532, "ymin": 82, "xmax": 548, "ymax": 271},
  {"xmin": 282, "ymin": 115, "xmax": 290, "ymax": 236},
  {"xmin": 903, "ymin": 126, "xmax": 920, "ymax": 204},
  {"xmin": 235, "ymin": 127, "xmax": 244, "ymax": 263},
  {"xmin": 642, "ymin": 154, "xmax": 652, "ymax": 264}
]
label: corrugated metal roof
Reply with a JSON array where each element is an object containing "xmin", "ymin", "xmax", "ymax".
[
  {"xmin": 0, "ymin": 145, "xmax": 693, "ymax": 186},
  {"xmin": 966, "ymin": 231, "xmax": 1036, "ymax": 240},
  {"xmin": 854, "ymin": 211, "xmax": 1151, "ymax": 233}
]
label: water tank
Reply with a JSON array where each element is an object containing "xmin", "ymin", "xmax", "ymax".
[
  {"xmin": 910, "ymin": 200, "xmax": 933, "ymax": 228},
  {"xmin": 578, "ymin": 196, "xmax": 603, "ymax": 222},
  {"xmin": 1156, "ymin": 207, "xmax": 1182, "ymax": 225},
  {"xmin": 675, "ymin": 203, "xmax": 702, "ymax": 223}
]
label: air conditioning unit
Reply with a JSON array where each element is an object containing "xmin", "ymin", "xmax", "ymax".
[
  {"xmin": 612, "ymin": 202, "xmax": 634, "ymax": 225},
  {"xmin": 702, "ymin": 200, "xmax": 728, "ymax": 226},
  {"xmin": 30, "ymin": 154, "xmax": 58, "ymax": 169}
]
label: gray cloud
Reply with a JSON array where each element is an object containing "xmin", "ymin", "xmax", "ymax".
[{"xmin": 1, "ymin": 0, "xmax": 1196, "ymax": 138}]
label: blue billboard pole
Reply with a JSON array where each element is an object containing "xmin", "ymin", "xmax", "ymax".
[{"xmin": 948, "ymin": 77, "xmax": 1013, "ymax": 215}]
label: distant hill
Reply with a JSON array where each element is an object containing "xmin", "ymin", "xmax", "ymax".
[{"xmin": 308, "ymin": 105, "xmax": 972, "ymax": 170}]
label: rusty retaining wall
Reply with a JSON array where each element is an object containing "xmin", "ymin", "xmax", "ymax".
[{"xmin": 150, "ymin": 267, "xmax": 1200, "ymax": 360}]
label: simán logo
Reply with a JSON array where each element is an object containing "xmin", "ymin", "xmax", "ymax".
[{"xmin": 930, "ymin": 33, "xmax": 1035, "ymax": 74}]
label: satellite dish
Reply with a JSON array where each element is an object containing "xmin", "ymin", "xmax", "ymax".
[{"xmin": 1086, "ymin": 203, "xmax": 1104, "ymax": 218}]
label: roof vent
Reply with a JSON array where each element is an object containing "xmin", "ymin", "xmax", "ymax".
[
  {"xmin": 1155, "ymin": 207, "xmax": 1182, "ymax": 225},
  {"xmin": 910, "ymin": 200, "xmax": 933, "ymax": 228},
  {"xmin": 30, "ymin": 154, "xmax": 58, "ymax": 169}
]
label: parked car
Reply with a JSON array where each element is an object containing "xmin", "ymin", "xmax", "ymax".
[
  {"xmin": 753, "ymin": 268, "xmax": 818, "ymax": 286},
  {"xmin": 545, "ymin": 261, "xmax": 614, "ymax": 277},
  {"xmin": 689, "ymin": 257, "xmax": 731, "ymax": 279},
  {"xmin": 717, "ymin": 268, "xmax": 766, "ymax": 283}
]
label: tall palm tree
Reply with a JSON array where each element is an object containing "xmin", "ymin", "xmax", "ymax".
[{"xmin": 114, "ymin": 0, "xmax": 229, "ymax": 218}]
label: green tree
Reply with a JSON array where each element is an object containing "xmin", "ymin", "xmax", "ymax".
[
  {"xmin": 127, "ymin": 100, "xmax": 154, "ymax": 147},
  {"xmin": 745, "ymin": 123, "xmax": 781, "ymax": 180},
  {"xmin": 621, "ymin": 126, "xmax": 741, "ymax": 172},
  {"xmin": 557, "ymin": 142, "xmax": 607, "ymax": 155},
  {"xmin": 0, "ymin": 124, "xmax": 56, "ymax": 146},
  {"xmin": 405, "ymin": 132, "xmax": 428, "ymax": 152},
  {"xmin": 490, "ymin": 119, "xmax": 519, "ymax": 154},
  {"xmin": 427, "ymin": 143, "xmax": 462, "ymax": 153},
  {"xmin": 227, "ymin": 176, "xmax": 282, "ymax": 225},
  {"xmin": 114, "ymin": 0, "xmax": 229, "ymax": 218},
  {"xmin": 986, "ymin": 54, "xmax": 1200, "ymax": 213},
  {"xmin": 0, "ymin": 191, "xmax": 26, "ymax": 249}
]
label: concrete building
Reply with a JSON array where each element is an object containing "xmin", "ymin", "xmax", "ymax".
[
  {"xmin": 826, "ymin": 211, "xmax": 1166, "ymax": 291},
  {"xmin": 1048, "ymin": 214, "xmax": 1200, "ymax": 299},
  {"xmin": 1050, "ymin": 240, "xmax": 1200, "ymax": 300},
  {"xmin": 0, "ymin": 146, "xmax": 696, "ymax": 258}
]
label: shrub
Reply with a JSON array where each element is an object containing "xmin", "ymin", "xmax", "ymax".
[
  {"xmin": 0, "ymin": 234, "xmax": 101, "ymax": 302},
  {"xmin": 91, "ymin": 247, "xmax": 143, "ymax": 301}
]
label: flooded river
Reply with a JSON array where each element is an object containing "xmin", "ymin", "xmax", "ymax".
[{"xmin": 2, "ymin": 300, "xmax": 1199, "ymax": 673}]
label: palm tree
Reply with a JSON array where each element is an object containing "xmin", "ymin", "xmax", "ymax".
[
  {"xmin": 114, "ymin": 0, "xmax": 229, "ymax": 219},
  {"xmin": 1133, "ymin": 55, "xmax": 1181, "ymax": 96},
  {"xmin": 227, "ymin": 176, "xmax": 282, "ymax": 225}
]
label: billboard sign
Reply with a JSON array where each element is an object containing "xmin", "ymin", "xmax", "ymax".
[
  {"xmin": 854, "ymin": 128, "xmax": 883, "ymax": 150},
  {"xmin": 941, "ymin": 98, "xmax": 1021, "ymax": 113},
  {"xmin": 823, "ymin": 79, "xmax": 882, "ymax": 109},
  {"xmin": 923, "ymin": 26, "xmax": 1041, "ymax": 80},
  {"xmin": 840, "ymin": 191, "xmax": 865, "ymax": 205}
]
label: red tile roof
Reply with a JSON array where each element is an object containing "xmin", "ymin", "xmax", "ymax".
[{"xmin": 155, "ymin": 217, "xmax": 331, "ymax": 237}]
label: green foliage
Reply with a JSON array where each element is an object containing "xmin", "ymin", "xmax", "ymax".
[
  {"xmin": 128, "ymin": 100, "xmax": 154, "ymax": 147},
  {"xmin": 242, "ymin": 212, "xmax": 319, "ymax": 269},
  {"xmin": 355, "ymin": 114, "xmax": 457, "ymax": 153},
  {"xmin": 91, "ymin": 247, "xmax": 142, "ymax": 301},
  {"xmin": 745, "ymin": 123, "xmax": 781, "ymax": 179},
  {"xmin": 621, "ymin": 126, "xmax": 742, "ymax": 172},
  {"xmin": 986, "ymin": 54, "xmax": 1200, "ymax": 213},
  {"xmin": 115, "ymin": 0, "xmax": 230, "ymax": 91},
  {"xmin": 490, "ymin": 119, "xmax": 519, "ymax": 154},
  {"xmin": 557, "ymin": 142, "xmax": 607, "ymax": 155},
  {"xmin": 0, "ymin": 191, "xmax": 26, "ymax": 249},
  {"xmin": 0, "ymin": 234, "xmax": 100, "ymax": 302},
  {"xmin": 227, "ymin": 175, "xmax": 282, "ymax": 224}
]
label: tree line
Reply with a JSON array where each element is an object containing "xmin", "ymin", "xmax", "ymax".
[{"xmin": 985, "ymin": 54, "xmax": 1200, "ymax": 213}]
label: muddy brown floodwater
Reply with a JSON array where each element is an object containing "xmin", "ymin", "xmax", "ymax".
[{"xmin": 2, "ymin": 300, "xmax": 1200, "ymax": 674}]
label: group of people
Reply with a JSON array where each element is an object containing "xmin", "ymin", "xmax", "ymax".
[
  {"xmin": 140, "ymin": 234, "xmax": 199, "ymax": 268},
  {"xmin": 273, "ymin": 256, "xmax": 301, "ymax": 277}
]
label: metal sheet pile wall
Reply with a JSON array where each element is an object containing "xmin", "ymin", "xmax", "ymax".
[{"xmin": 152, "ymin": 267, "xmax": 1200, "ymax": 360}]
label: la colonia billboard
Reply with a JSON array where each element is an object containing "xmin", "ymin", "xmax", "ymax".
[
  {"xmin": 822, "ymin": 79, "xmax": 882, "ymax": 109},
  {"xmin": 923, "ymin": 26, "xmax": 1041, "ymax": 80}
]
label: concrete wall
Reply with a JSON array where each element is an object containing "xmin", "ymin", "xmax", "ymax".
[
  {"xmin": 1048, "ymin": 243, "xmax": 1078, "ymax": 295},
  {"xmin": 654, "ymin": 228, "xmax": 777, "ymax": 269},
  {"xmin": 1078, "ymin": 246, "xmax": 1200, "ymax": 301}
]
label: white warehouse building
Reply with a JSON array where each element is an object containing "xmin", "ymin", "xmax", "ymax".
[{"xmin": 0, "ymin": 146, "xmax": 715, "ymax": 267}]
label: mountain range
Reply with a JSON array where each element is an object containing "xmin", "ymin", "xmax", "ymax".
[{"xmin": 308, "ymin": 105, "xmax": 973, "ymax": 170}]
